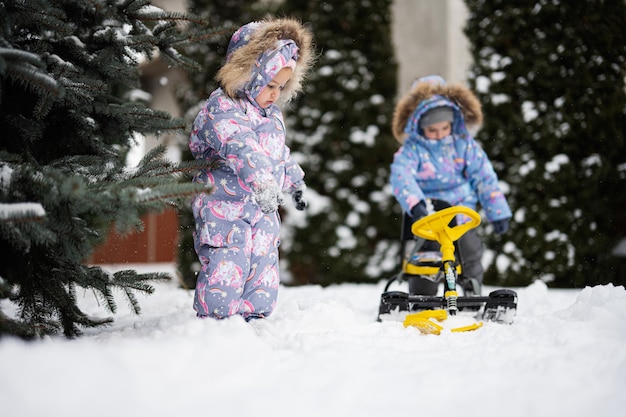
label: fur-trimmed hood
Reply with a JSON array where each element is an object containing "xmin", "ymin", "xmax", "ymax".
[
  {"xmin": 392, "ymin": 76, "xmax": 483, "ymax": 144},
  {"xmin": 216, "ymin": 17, "xmax": 314, "ymax": 104}
]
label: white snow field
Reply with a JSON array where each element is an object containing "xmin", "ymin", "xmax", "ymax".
[{"xmin": 1, "ymin": 263, "xmax": 625, "ymax": 417}]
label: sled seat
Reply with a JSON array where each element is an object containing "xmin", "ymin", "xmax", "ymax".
[
  {"xmin": 404, "ymin": 250, "xmax": 461, "ymax": 276},
  {"xmin": 400, "ymin": 200, "xmax": 463, "ymax": 277},
  {"xmin": 404, "ymin": 259, "xmax": 461, "ymax": 276}
]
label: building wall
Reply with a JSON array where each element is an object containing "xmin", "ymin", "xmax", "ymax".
[
  {"xmin": 88, "ymin": 210, "xmax": 180, "ymax": 264},
  {"xmin": 392, "ymin": 0, "xmax": 471, "ymax": 94}
]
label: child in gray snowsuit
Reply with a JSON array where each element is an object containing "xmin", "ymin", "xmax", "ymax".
[{"xmin": 189, "ymin": 18, "xmax": 314, "ymax": 320}]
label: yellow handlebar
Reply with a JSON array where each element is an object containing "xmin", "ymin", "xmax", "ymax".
[{"xmin": 411, "ymin": 206, "xmax": 481, "ymax": 262}]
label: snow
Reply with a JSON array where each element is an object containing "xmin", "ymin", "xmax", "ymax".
[
  {"xmin": 349, "ymin": 124, "xmax": 379, "ymax": 146},
  {"xmin": 522, "ymin": 101, "xmax": 539, "ymax": 122},
  {"xmin": 545, "ymin": 153, "xmax": 570, "ymax": 173},
  {"xmin": 1, "ymin": 263, "xmax": 625, "ymax": 417},
  {"xmin": 0, "ymin": 202, "xmax": 46, "ymax": 220}
]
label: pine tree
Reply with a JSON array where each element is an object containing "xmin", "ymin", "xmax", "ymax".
[
  {"xmin": 464, "ymin": 0, "xmax": 626, "ymax": 287},
  {"xmin": 0, "ymin": 0, "xmax": 225, "ymax": 338},
  {"xmin": 278, "ymin": 0, "xmax": 399, "ymax": 285}
]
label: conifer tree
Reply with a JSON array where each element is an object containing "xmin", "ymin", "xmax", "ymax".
[
  {"xmin": 0, "ymin": 0, "xmax": 224, "ymax": 338},
  {"xmin": 464, "ymin": 0, "xmax": 626, "ymax": 287},
  {"xmin": 277, "ymin": 0, "xmax": 399, "ymax": 285}
]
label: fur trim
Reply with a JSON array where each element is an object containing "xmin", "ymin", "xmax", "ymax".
[
  {"xmin": 392, "ymin": 82, "xmax": 483, "ymax": 144},
  {"xmin": 217, "ymin": 17, "xmax": 315, "ymax": 103}
]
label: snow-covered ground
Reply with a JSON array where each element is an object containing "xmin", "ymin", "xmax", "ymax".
[{"xmin": 1, "ymin": 263, "xmax": 625, "ymax": 417}]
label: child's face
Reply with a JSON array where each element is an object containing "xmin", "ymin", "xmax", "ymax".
[
  {"xmin": 255, "ymin": 67, "xmax": 293, "ymax": 109},
  {"xmin": 423, "ymin": 121, "xmax": 452, "ymax": 140}
]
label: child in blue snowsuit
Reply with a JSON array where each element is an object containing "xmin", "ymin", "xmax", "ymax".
[
  {"xmin": 189, "ymin": 18, "xmax": 314, "ymax": 320},
  {"xmin": 390, "ymin": 75, "xmax": 512, "ymax": 295}
]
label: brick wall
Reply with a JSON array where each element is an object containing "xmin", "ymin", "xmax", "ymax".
[{"xmin": 89, "ymin": 209, "xmax": 179, "ymax": 264}]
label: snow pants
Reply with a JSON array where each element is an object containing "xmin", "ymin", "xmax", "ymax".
[
  {"xmin": 456, "ymin": 228, "xmax": 484, "ymax": 283},
  {"xmin": 409, "ymin": 228, "xmax": 484, "ymax": 295},
  {"xmin": 192, "ymin": 197, "xmax": 281, "ymax": 319}
]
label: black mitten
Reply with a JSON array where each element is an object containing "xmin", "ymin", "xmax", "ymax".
[{"xmin": 410, "ymin": 201, "xmax": 428, "ymax": 220}]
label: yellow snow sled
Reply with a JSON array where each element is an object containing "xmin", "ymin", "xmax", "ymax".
[{"xmin": 378, "ymin": 201, "xmax": 517, "ymax": 333}]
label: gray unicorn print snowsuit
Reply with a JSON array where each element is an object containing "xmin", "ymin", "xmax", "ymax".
[{"xmin": 189, "ymin": 18, "xmax": 314, "ymax": 319}]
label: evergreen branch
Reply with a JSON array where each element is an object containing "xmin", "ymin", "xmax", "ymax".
[
  {"xmin": 0, "ymin": 222, "xmax": 55, "ymax": 255},
  {"xmin": 131, "ymin": 143, "xmax": 168, "ymax": 177},
  {"xmin": 0, "ymin": 311, "xmax": 38, "ymax": 340},
  {"xmin": 80, "ymin": 266, "xmax": 119, "ymax": 314},
  {"xmin": 135, "ymin": 159, "xmax": 216, "ymax": 179},
  {"xmin": 119, "ymin": 33, "xmax": 160, "ymax": 56},
  {"xmin": 128, "ymin": 163, "xmax": 178, "ymax": 180},
  {"xmin": 111, "ymin": 270, "xmax": 170, "ymax": 315},
  {"xmin": 128, "ymin": 145, "xmax": 216, "ymax": 179},
  {"xmin": 106, "ymin": 103, "xmax": 187, "ymax": 133},
  {"xmin": 120, "ymin": 0, "xmax": 152, "ymax": 14},
  {"xmin": 159, "ymin": 46, "xmax": 202, "ymax": 73},
  {"xmin": 134, "ymin": 183, "xmax": 207, "ymax": 204},
  {"xmin": 0, "ymin": 214, "xmax": 46, "ymax": 225},
  {"xmin": 56, "ymin": 77, "xmax": 106, "ymax": 106},
  {"xmin": 134, "ymin": 11, "xmax": 208, "ymax": 27},
  {"xmin": 4, "ymin": 61, "xmax": 63, "ymax": 100},
  {"xmin": 2, "ymin": 114, "xmax": 46, "ymax": 145},
  {"xmin": 122, "ymin": 288, "xmax": 141, "ymax": 315},
  {"xmin": 112, "ymin": 214, "xmax": 145, "ymax": 236},
  {"xmin": 69, "ymin": 314, "xmax": 114, "ymax": 335},
  {"xmin": 0, "ymin": 48, "xmax": 45, "ymax": 69},
  {"xmin": 48, "ymin": 154, "xmax": 122, "ymax": 181},
  {"xmin": 184, "ymin": 26, "xmax": 236, "ymax": 44},
  {"xmin": 33, "ymin": 95, "xmax": 55, "ymax": 120},
  {"xmin": 152, "ymin": 21, "xmax": 177, "ymax": 37},
  {"xmin": 8, "ymin": 1, "xmax": 70, "ymax": 37}
]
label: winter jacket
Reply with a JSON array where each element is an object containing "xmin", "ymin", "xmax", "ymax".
[
  {"xmin": 189, "ymin": 18, "xmax": 314, "ymax": 203},
  {"xmin": 390, "ymin": 76, "xmax": 512, "ymax": 222}
]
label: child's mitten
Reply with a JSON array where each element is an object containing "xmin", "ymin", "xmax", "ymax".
[
  {"xmin": 410, "ymin": 201, "xmax": 428, "ymax": 220},
  {"xmin": 253, "ymin": 181, "xmax": 284, "ymax": 214},
  {"xmin": 492, "ymin": 218, "xmax": 510, "ymax": 235},
  {"xmin": 292, "ymin": 185, "xmax": 307, "ymax": 211}
]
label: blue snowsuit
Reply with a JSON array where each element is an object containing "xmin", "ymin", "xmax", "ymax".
[
  {"xmin": 390, "ymin": 76, "xmax": 512, "ymax": 286},
  {"xmin": 390, "ymin": 89, "xmax": 511, "ymax": 223},
  {"xmin": 189, "ymin": 19, "xmax": 313, "ymax": 319}
]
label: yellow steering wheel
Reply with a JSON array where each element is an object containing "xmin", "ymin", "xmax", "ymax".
[{"xmin": 411, "ymin": 206, "xmax": 481, "ymax": 262}]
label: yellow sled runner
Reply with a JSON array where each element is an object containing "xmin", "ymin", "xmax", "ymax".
[{"xmin": 403, "ymin": 309, "xmax": 483, "ymax": 335}]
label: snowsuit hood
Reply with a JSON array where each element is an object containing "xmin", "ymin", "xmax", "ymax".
[
  {"xmin": 389, "ymin": 75, "xmax": 511, "ymax": 223},
  {"xmin": 392, "ymin": 76, "xmax": 483, "ymax": 144},
  {"xmin": 216, "ymin": 17, "xmax": 314, "ymax": 104}
]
